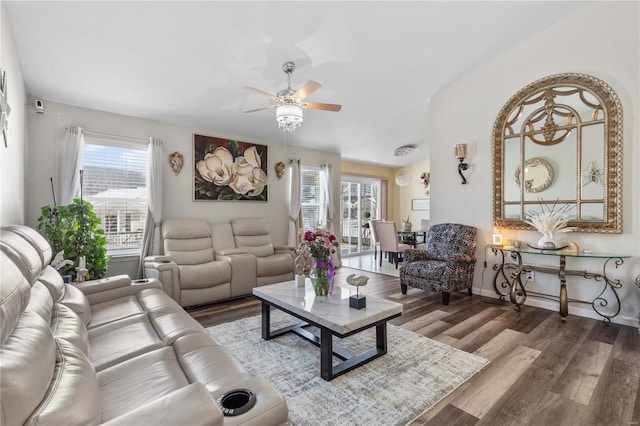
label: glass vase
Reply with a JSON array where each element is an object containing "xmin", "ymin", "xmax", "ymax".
[{"xmin": 309, "ymin": 257, "xmax": 332, "ymax": 296}]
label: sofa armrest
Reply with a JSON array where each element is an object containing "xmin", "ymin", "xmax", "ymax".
[
  {"xmin": 76, "ymin": 275, "xmax": 163, "ymax": 305},
  {"xmin": 145, "ymin": 258, "xmax": 180, "ymax": 302},
  {"xmin": 102, "ymin": 383, "xmax": 223, "ymax": 426},
  {"xmin": 215, "ymin": 247, "xmax": 249, "ymax": 256},
  {"xmin": 145, "ymin": 254, "xmax": 173, "ymax": 263},
  {"xmin": 76, "ymin": 275, "xmax": 133, "ymax": 295},
  {"xmin": 274, "ymin": 244, "xmax": 295, "ymax": 252}
]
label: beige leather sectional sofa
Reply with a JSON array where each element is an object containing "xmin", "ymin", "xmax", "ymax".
[
  {"xmin": 145, "ymin": 218, "xmax": 295, "ymax": 307},
  {"xmin": 0, "ymin": 225, "xmax": 288, "ymax": 425}
]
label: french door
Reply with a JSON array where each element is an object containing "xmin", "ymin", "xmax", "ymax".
[{"xmin": 340, "ymin": 177, "xmax": 380, "ymax": 257}]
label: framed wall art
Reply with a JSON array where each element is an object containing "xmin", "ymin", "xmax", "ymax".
[
  {"xmin": 194, "ymin": 134, "xmax": 268, "ymax": 201},
  {"xmin": 411, "ymin": 199, "xmax": 430, "ymax": 211}
]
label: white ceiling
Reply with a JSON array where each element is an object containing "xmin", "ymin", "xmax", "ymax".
[{"xmin": 5, "ymin": 1, "xmax": 587, "ymax": 167}]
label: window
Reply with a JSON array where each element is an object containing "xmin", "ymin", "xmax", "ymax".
[
  {"xmin": 83, "ymin": 135, "xmax": 147, "ymax": 256},
  {"xmin": 300, "ymin": 165, "xmax": 326, "ymax": 232}
]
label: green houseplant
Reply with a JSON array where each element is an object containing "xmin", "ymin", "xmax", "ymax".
[{"xmin": 37, "ymin": 198, "xmax": 111, "ymax": 280}]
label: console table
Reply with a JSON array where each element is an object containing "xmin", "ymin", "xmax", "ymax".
[{"xmin": 489, "ymin": 245, "xmax": 630, "ymax": 323}]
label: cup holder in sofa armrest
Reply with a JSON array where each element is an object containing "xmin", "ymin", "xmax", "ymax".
[{"xmin": 216, "ymin": 389, "xmax": 256, "ymax": 416}]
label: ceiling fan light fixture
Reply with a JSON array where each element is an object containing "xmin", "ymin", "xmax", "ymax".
[{"xmin": 276, "ymin": 104, "xmax": 303, "ymax": 132}]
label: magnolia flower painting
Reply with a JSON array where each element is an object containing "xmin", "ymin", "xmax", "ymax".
[{"xmin": 194, "ymin": 135, "xmax": 268, "ymax": 201}]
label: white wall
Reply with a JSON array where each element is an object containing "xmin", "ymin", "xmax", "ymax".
[
  {"xmin": 429, "ymin": 2, "xmax": 639, "ymax": 326},
  {"xmin": 397, "ymin": 159, "xmax": 430, "ymax": 227},
  {"xmin": 0, "ymin": 2, "xmax": 27, "ymax": 225},
  {"xmin": 25, "ymin": 101, "xmax": 341, "ymax": 278}
]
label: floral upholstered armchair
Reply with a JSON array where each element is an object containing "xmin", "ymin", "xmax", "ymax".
[{"xmin": 399, "ymin": 223, "xmax": 477, "ymax": 305}]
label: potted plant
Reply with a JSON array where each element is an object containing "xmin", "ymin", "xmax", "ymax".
[{"xmin": 37, "ymin": 198, "xmax": 111, "ymax": 281}]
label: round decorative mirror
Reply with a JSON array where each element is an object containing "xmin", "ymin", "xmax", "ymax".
[
  {"xmin": 492, "ymin": 73, "xmax": 623, "ymax": 233},
  {"xmin": 514, "ymin": 158, "xmax": 554, "ymax": 193}
]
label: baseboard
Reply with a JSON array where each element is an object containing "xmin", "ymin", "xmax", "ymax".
[{"xmin": 476, "ymin": 288, "xmax": 640, "ymax": 328}]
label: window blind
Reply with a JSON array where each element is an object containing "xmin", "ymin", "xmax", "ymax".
[{"xmin": 83, "ymin": 136, "xmax": 147, "ymax": 256}]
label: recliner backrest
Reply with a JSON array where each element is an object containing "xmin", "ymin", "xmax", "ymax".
[
  {"xmin": 426, "ymin": 223, "xmax": 477, "ymax": 260},
  {"xmin": 230, "ymin": 218, "xmax": 275, "ymax": 257},
  {"xmin": 162, "ymin": 219, "xmax": 215, "ymax": 264}
]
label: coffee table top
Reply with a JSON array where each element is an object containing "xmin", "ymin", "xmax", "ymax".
[{"xmin": 253, "ymin": 279, "xmax": 403, "ymax": 335}]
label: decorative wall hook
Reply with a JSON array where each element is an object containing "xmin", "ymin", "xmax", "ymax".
[{"xmin": 455, "ymin": 144, "xmax": 469, "ymax": 184}]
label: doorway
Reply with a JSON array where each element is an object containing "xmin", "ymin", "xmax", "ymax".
[{"xmin": 340, "ymin": 177, "xmax": 380, "ymax": 257}]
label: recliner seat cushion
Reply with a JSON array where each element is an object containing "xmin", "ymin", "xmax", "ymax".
[
  {"xmin": 177, "ymin": 261, "xmax": 231, "ymax": 290},
  {"xmin": 257, "ymin": 254, "xmax": 294, "ymax": 277}
]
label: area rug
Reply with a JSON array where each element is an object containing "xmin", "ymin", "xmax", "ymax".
[{"xmin": 207, "ymin": 311, "xmax": 489, "ymax": 426}]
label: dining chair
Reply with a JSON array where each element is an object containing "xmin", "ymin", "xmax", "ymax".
[
  {"xmin": 368, "ymin": 219, "xmax": 382, "ymax": 260},
  {"xmin": 376, "ymin": 221, "xmax": 411, "ymax": 269}
]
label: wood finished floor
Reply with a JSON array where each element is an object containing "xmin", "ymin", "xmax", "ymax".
[{"xmin": 188, "ymin": 267, "xmax": 640, "ymax": 426}]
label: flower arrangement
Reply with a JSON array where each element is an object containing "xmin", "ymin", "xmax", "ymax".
[
  {"xmin": 524, "ymin": 199, "xmax": 574, "ymax": 247},
  {"xmin": 302, "ymin": 228, "xmax": 338, "ymax": 260}
]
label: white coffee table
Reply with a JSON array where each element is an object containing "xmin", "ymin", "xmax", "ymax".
[{"xmin": 252, "ymin": 280, "xmax": 403, "ymax": 381}]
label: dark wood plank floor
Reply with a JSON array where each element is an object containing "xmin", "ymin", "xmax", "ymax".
[{"xmin": 188, "ymin": 267, "xmax": 640, "ymax": 426}]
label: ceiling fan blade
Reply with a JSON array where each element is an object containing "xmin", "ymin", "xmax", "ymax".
[
  {"xmin": 245, "ymin": 87, "xmax": 279, "ymax": 101},
  {"xmin": 244, "ymin": 105, "xmax": 277, "ymax": 113},
  {"xmin": 293, "ymin": 80, "xmax": 321, "ymax": 100},
  {"xmin": 303, "ymin": 101, "xmax": 342, "ymax": 112}
]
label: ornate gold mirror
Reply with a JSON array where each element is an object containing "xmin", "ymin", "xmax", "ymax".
[{"xmin": 492, "ymin": 73, "xmax": 623, "ymax": 233}]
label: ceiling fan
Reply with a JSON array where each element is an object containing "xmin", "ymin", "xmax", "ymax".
[{"xmin": 244, "ymin": 61, "xmax": 342, "ymax": 132}]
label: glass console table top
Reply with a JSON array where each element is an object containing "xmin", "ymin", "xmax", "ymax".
[{"xmin": 489, "ymin": 244, "xmax": 631, "ymax": 259}]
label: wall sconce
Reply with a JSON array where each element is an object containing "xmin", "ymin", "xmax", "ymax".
[{"xmin": 455, "ymin": 143, "xmax": 469, "ymax": 184}]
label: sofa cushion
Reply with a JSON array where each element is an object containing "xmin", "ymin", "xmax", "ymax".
[
  {"xmin": 1, "ymin": 309, "xmax": 56, "ymax": 426},
  {"xmin": 60, "ymin": 284, "xmax": 92, "ymax": 326},
  {"xmin": 37, "ymin": 265, "xmax": 67, "ymax": 302},
  {"xmin": 162, "ymin": 219, "xmax": 211, "ymax": 240},
  {"xmin": 88, "ymin": 295, "xmax": 143, "ymax": 329},
  {"xmin": 97, "ymin": 346, "xmax": 191, "ymax": 423},
  {"xmin": 88, "ymin": 314, "xmax": 164, "ymax": 371},
  {"xmin": 25, "ymin": 338, "xmax": 100, "ymax": 426},
  {"xmin": 2, "ymin": 225, "xmax": 53, "ymax": 266},
  {"xmin": 0, "ymin": 229, "xmax": 43, "ymax": 284},
  {"xmin": 52, "ymin": 303, "xmax": 90, "ymax": 356},
  {"xmin": 25, "ymin": 281, "xmax": 54, "ymax": 325},
  {"xmin": 0, "ymin": 254, "xmax": 31, "ymax": 344}
]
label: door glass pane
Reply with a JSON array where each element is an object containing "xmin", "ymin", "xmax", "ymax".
[{"xmin": 340, "ymin": 177, "xmax": 379, "ymax": 256}]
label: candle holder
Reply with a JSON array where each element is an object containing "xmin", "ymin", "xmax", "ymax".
[{"xmin": 75, "ymin": 267, "xmax": 88, "ymax": 284}]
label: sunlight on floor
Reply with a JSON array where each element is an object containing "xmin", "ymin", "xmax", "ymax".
[{"xmin": 340, "ymin": 253, "xmax": 400, "ymax": 277}]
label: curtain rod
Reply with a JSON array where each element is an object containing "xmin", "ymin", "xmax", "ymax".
[{"xmin": 84, "ymin": 130, "xmax": 148, "ymax": 144}]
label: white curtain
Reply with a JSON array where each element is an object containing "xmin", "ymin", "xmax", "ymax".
[
  {"xmin": 321, "ymin": 164, "xmax": 341, "ymax": 267},
  {"xmin": 138, "ymin": 137, "xmax": 163, "ymax": 278},
  {"xmin": 57, "ymin": 125, "xmax": 84, "ymax": 205},
  {"xmin": 288, "ymin": 159, "xmax": 301, "ymax": 245}
]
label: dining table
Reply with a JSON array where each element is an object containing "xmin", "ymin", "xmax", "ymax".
[{"xmin": 397, "ymin": 230, "xmax": 426, "ymax": 248}]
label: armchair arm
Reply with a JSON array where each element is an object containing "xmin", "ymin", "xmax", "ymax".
[
  {"xmin": 102, "ymin": 383, "xmax": 223, "ymax": 426},
  {"xmin": 448, "ymin": 254, "xmax": 476, "ymax": 264},
  {"xmin": 403, "ymin": 249, "xmax": 439, "ymax": 263},
  {"xmin": 274, "ymin": 244, "xmax": 295, "ymax": 252}
]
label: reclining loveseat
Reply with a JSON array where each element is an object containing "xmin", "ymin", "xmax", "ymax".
[
  {"xmin": 0, "ymin": 225, "xmax": 289, "ymax": 425},
  {"xmin": 144, "ymin": 218, "xmax": 295, "ymax": 307}
]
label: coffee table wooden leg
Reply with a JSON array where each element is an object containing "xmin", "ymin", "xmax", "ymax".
[
  {"xmin": 320, "ymin": 329, "xmax": 333, "ymax": 381},
  {"xmin": 261, "ymin": 302, "xmax": 271, "ymax": 340}
]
